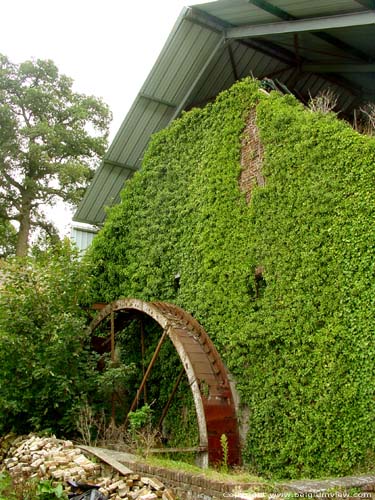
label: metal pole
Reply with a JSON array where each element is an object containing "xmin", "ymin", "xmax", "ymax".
[
  {"xmin": 110, "ymin": 310, "xmax": 115, "ymax": 424},
  {"xmin": 158, "ymin": 367, "xmax": 185, "ymax": 429},
  {"xmin": 140, "ymin": 319, "xmax": 147, "ymax": 404},
  {"xmin": 124, "ymin": 327, "xmax": 168, "ymax": 426},
  {"xmin": 110, "ymin": 311, "xmax": 115, "ymax": 362}
]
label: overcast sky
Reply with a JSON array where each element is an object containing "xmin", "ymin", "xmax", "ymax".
[{"xmin": 0, "ymin": 0, "xmax": 213, "ymax": 234}]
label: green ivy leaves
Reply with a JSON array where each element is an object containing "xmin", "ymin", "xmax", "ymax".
[{"xmin": 86, "ymin": 79, "xmax": 375, "ymax": 479}]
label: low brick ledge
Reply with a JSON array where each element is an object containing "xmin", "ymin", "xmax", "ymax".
[
  {"xmin": 120, "ymin": 459, "xmax": 375, "ymax": 498},
  {"xmin": 83, "ymin": 447, "xmax": 375, "ymax": 499},
  {"xmin": 118, "ymin": 458, "xmax": 263, "ymax": 495}
]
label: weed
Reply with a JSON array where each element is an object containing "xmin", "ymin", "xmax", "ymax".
[
  {"xmin": 220, "ymin": 434, "xmax": 229, "ymax": 473},
  {"xmin": 0, "ymin": 473, "xmax": 66, "ymax": 500}
]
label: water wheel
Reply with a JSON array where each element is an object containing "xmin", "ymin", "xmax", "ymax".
[{"xmin": 88, "ymin": 298, "xmax": 241, "ymax": 467}]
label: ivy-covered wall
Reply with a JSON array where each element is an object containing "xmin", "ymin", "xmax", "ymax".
[{"xmin": 85, "ymin": 79, "xmax": 375, "ymax": 479}]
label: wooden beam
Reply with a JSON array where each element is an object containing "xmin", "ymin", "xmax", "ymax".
[{"xmin": 78, "ymin": 445, "xmax": 134, "ymax": 476}]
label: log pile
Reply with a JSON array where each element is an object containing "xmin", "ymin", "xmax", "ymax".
[{"xmin": 1, "ymin": 435, "xmax": 175, "ymax": 500}]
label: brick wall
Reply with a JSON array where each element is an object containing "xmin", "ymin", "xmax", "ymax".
[
  {"xmin": 118, "ymin": 458, "xmax": 261, "ymax": 500},
  {"xmin": 118, "ymin": 457, "xmax": 375, "ymax": 500},
  {"xmin": 239, "ymin": 108, "xmax": 264, "ymax": 204}
]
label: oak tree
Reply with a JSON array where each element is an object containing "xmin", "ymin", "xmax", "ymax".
[{"xmin": 0, "ymin": 55, "xmax": 111, "ymax": 256}]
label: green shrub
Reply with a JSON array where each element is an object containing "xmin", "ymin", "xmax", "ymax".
[
  {"xmin": 0, "ymin": 472, "xmax": 66, "ymax": 500},
  {"xmin": 0, "ymin": 242, "xmax": 98, "ymax": 435}
]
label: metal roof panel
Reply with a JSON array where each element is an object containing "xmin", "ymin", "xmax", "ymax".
[
  {"xmin": 74, "ymin": 0, "xmax": 375, "ymax": 226},
  {"xmin": 75, "ymin": 165, "xmax": 133, "ymax": 224},
  {"xmin": 194, "ymin": 0, "xmax": 364, "ymax": 24}
]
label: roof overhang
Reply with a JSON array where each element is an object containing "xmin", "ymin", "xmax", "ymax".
[{"xmin": 74, "ymin": 0, "xmax": 375, "ymax": 226}]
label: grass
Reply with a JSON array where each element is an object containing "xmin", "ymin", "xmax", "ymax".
[{"xmin": 139, "ymin": 455, "xmax": 268, "ymax": 485}]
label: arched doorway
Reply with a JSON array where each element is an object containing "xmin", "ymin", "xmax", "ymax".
[{"xmin": 88, "ymin": 298, "xmax": 241, "ymax": 467}]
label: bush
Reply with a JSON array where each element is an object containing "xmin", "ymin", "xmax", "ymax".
[
  {"xmin": 0, "ymin": 472, "xmax": 66, "ymax": 500},
  {"xmin": 0, "ymin": 241, "xmax": 98, "ymax": 435}
]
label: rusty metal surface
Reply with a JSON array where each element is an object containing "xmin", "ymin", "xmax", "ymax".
[{"xmin": 88, "ymin": 298, "xmax": 241, "ymax": 467}]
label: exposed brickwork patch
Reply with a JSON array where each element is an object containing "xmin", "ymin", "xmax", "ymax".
[{"xmin": 239, "ymin": 108, "xmax": 265, "ymax": 204}]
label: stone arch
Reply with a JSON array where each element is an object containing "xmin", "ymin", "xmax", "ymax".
[{"xmin": 88, "ymin": 298, "xmax": 241, "ymax": 467}]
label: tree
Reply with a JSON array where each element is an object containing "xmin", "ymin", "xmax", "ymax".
[{"xmin": 0, "ymin": 54, "xmax": 111, "ymax": 256}]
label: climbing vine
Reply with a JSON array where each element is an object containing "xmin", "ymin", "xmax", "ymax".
[{"xmin": 85, "ymin": 79, "xmax": 375, "ymax": 478}]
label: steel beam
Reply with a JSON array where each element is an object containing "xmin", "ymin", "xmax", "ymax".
[
  {"xmin": 124, "ymin": 327, "xmax": 169, "ymax": 426},
  {"xmin": 226, "ymin": 11, "xmax": 375, "ymax": 39},
  {"xmin": 248, "ymin": 0, "xmax": 293, "ymax": 21},
  {"xmin": 189, "ymin": 5, "xmax": 299, "ymax": 66},
  {"xmin": 103, "ymin": 159, "xmax": 138, "ymax": 172},
  {"xmin": 158, "ymin": 367, "xmax": 185, "ymax": 429},
  {"xmin": 239, "ymin": 37, "xmax": 298, "ymax": 66},
  {"xmin": 355, "ymin": 0, "xmax": 375, "ymax": 8},
  {"xmin": 228, "ymin": 43, "xmax": 239, "ymax": 81},
  {"xmin": 139, "ymin": 93, "xmax": 176, "ymax": 108},
  {"xmin": 313, "ymin": 31, "xmax": 373, "ymax": 62},
  {"xmin": 302, "ymin": 63, "xmax": 375, "ymax": 73},
  {"xmin": 185, "ymin": 6, "xmax": 226, "ymax": 34},
  {"xmin": 246, "ymin": 0, "xmax": 372, "ymax": 62},
  {"xmin": 172, "ymin": 37, "xmax": 226, "ymax": 120}
]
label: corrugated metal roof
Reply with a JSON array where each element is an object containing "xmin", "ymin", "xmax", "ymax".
[
  {"xmin": 194, "ymin": 0, "xmax": 365, "ymax": 24},
  {"xmin": 74, "ymin": 0, "xmax": 375, "ymax": 226},
  {"xmin": 71, "ymin": 226, "xmax": 97, "ymax": 254},
  {"xmin": 79, "ymin": 164, "xmax": 134, "ymax": 224}
]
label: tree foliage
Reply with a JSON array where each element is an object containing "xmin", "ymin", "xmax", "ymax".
[
  {"xmin": 85, "ymin": 79, "xmax": 375, "ymax": 478},
  {"xmin": 0, "ymin": 54, "xmax": 111, "ymax": 256},
  {"xmin": 0, "ymin": 218, "xmax": 16, "ymax": 257},
  {"xmin": 0, "ymin": 242, "xmax": 98, "ymax": 435}
]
